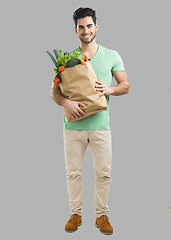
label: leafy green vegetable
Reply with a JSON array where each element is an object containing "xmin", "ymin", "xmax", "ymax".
[
  {"xmin": 46, "ymin": 51, "xmax": 57, "ymax": 67},
  {"xmin": 59, "ymin": 49, "xmax": 64, "ymax": 56},
  {"xmin": 53, "ymin": 68, "xmax": 57, "ymax": 73},
  {"xmin": 66, "ymin": 59, "xmax": 81, "ymax": 68},
  {"xmin": 46, "ymin": 49, "xmax": 82, "ymax": 77},
  {"xmin": 54, "ymin": 49, "xmax": 61, "ymax": 60},
  {"xmin": 57, "ymin": 50, "xmax": 82, "ymax": 67}
]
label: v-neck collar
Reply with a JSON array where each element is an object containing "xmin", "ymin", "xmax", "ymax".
[{"xmin": 78, "ymin": 45, "xmax": 100, "ymax": 61}]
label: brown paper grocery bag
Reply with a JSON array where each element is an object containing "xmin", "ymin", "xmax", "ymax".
[{"xmin": 59, "ymin": 61, "xmax": 107, "ymax": 122}]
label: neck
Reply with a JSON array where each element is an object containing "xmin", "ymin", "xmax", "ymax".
[{"xmin": 79, "ymin": 40, "xmax": 98, "ymax": 59}]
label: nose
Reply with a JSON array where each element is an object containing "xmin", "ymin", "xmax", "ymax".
[{"xmin": 83, "ymin": 26, "xmax": 89, "ymax": 33}]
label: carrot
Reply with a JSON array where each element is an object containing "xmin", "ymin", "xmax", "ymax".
[
  {"xmin": 81, "ymin": 59, "xmax": 84, "ymax": 64},
  {"xmin": 84, "ymin": 55, "xmax": 88, "ymax": 62}
]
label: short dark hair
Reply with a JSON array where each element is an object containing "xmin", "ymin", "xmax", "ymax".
[{"xmin": 73, "ymin": 7, "xmax": 97, "ymax": 28}]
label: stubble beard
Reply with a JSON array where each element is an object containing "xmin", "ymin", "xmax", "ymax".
[{"xmin": 79, "ymin": 32, "xmax": 96, "ymax": 44}]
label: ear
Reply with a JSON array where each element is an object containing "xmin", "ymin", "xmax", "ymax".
[
  {"xmin": 74, "ymin": 27, "xmax": 78, "ymax": 34},
  {"xmin": 95, "ymin": 23, "xmax": 98, "ymax": 31}
]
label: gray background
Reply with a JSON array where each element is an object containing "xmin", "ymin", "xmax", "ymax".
[{"xmin": 0, "ymin": 0, "xmax": 170, "ymax": 239}]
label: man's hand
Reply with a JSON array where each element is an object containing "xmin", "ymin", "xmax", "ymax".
[
  {"xmin": 50, "ymin": 82, "xmax": 86, "ymax": 119},
  {"xmin": 64, "ymin": 100, "xmax": 86, "ymax": 119},
  {"xmin": 95, "ymin": 71, "xmax": 129, "ymax": 96},
  {"xmin": 95, "ymin": 77, "xmax": 111, "ymax": 96}
]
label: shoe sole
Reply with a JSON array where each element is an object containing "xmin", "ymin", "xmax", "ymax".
[
  {"xmin": 95, "ymin": 223, "xmax": 113, "ymax": 235},
  {"xmin": 65, "ymin": 222, "xmax": 82, "ymax": 233}
]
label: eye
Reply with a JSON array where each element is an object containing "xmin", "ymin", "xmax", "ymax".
[
  {"xmin": 87, "ymin": 24, "xmax": 93, "ymax": 28},
  {"xmin": 78, "ymin": 26, "xmax": 84, "ymax": 29}
]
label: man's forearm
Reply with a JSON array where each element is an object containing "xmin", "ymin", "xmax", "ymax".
[
  {"xmin": 108, "ymin": 82, "xmax": 130, "ymax": 96},
  {"xmin": 50, "ymin": 86, "xmax": 86, "ymax": 119},
  {"xmin": 50, "ymin": 87, "xmax": 69, "ymax": 107}
]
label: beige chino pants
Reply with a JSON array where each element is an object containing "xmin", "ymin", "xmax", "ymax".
[{"xmin": 63, "ymin": 128, "xmax": 112, "ymax": 218}]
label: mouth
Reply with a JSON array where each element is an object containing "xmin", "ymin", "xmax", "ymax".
[{"xmin": 83, "ymin": 34, "xmax": 91, "ymax": 39}]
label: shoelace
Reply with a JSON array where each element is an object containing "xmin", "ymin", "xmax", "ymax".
[
  {"xmin": 100, "ymin": 215, "xmax": 110, "ymax": 225},
  {"xmin": 69, "ymin": 214, "xmax": 77, "ymax": 222}
]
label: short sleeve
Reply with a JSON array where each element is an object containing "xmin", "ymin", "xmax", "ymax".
[{"xmin": 111, "ymin": 50, "xmax": 125, "ymax": 71}]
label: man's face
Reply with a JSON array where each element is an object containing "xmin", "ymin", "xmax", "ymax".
[{"xmin": 75, "ymin": 16, "xmax": 98, "ymax": 44}]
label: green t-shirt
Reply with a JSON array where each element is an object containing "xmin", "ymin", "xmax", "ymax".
[{"xmin": 63, "ymin": 45, "xmax": 125, "ymax": 130}]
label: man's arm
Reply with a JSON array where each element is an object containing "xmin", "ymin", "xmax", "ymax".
[
  {"xmin": 50, "ymin": 83, "xmax": 85, "ymax": 119},
  {"xmin": 50, "ymin": 82, "xmax": 69, "ymax": 107},
  {"xmin": 95, "ymin": 71, "xmax": 130, "ymax": 96},
  {"xmin": 111, "ymin": 71, "xmax": 130, "ymax": 96}
]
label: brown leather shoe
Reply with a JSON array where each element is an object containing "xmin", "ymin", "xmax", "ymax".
[
  {"xmin": 65, "ymin": 214, "xmax": 82, "ymax": 233},
  {"xmin": 96, "ymin": 215, "xmax": 113, "ymax": 235}
]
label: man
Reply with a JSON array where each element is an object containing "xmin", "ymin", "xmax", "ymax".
[{"xmin": 50, "ymin": 7, "xmax": 129, "ymax": 235}]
